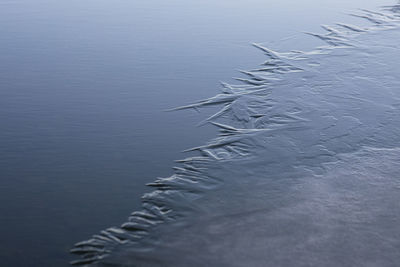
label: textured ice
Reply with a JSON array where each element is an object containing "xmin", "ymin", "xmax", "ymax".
[{"xmin": 71, "ymin": 3, "xmax": 400, "ymax": 266}]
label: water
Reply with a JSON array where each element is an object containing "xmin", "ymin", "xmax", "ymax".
[{"xmin": 0, "ymin": 0, "xmax": 396, "ymax": 266}]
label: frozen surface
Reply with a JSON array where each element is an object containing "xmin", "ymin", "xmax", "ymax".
[{"xmin": 72, "ymin": 4, "xmax": 400, "ymax": 266}]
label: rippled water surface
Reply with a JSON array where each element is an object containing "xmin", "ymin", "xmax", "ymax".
[{"xmin": 0, "ymin": 0, "xmax": 398, "ymax": 266}]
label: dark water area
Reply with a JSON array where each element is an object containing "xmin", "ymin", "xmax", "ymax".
[{"xmin": 0, "ymin": 0, "xmax": 395, "ymax": 266}]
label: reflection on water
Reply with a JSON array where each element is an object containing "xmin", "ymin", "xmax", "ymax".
[{"xmin": 0, "ymin": 0, "xmax": 397, "ymax": 266}]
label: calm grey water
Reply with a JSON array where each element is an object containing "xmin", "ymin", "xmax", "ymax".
[{"xmin": 0, "ymin": 0, "xmax": 394, "ymax": 266}]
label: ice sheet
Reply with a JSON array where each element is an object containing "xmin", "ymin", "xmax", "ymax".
[{"xmin": 71, "ymin": 3, "xmax": 400, "ymax": 266}]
